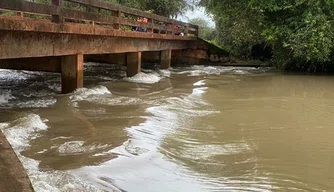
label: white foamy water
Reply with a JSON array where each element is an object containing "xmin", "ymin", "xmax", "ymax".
[
  {"xmin": 158, "ymin": 69, "xmax": 171, "ymax": 77},
  {"xmin": 0, "ymin": 90, "xmax": 15, "ymax": 105},
  {"xmin": 91, "ymin": 96, "xmax": 143, "ymax": 106},
  {"xmin": 171, "ymin": 66, "xmax": 259, "ymax": 76},
  {"xmin": 70, "ymin": 85, "xmax": 145, "ymax": 107},
  {"xmin": 193, "ymin": 80, "xmax": 206, "ymax": 86},
  {"xmin": 124, "ymin": 72, "xmax": 162, "ymax": 84},
  {"xmin": 70, "ymin": 85, "xmax": 112, "ymax": 107},
  {"xmin": 16, "ymin": 97, "xmax": 57, "ymax": 108},
  {"xmin": 72, "ymin": 86, "xmax": 111, "ymax": 99},
  {"xmin": 0, "ymin": 69, "xmax": 33, "ymax": 81},
  {"xmin": 0, "ymin": 114, "xmax": 48, "ymax": 151},
  {"xmin": 70, "ymin": 85, "xmax": 161, "ymax": 107},
  {"xmin": 58, "ymin": 141, "xmax": 109, "ymax": 155},
  {"xmin": 172, "ymin": 66, "xmax": 222, "ymax": 76},
  {"xmin": 0, "ymin": 113, "xmax": 105, "ymax": 192},
  {"xmin": 70, "ymin": 80, "xmax": 221, "ymax": 192}
]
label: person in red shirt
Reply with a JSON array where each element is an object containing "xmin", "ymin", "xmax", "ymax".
[{"xmin": 174, "ymin": 25, "xmax": 181, "ymax": 35}]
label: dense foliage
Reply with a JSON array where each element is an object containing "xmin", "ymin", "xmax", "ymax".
[
  {"xmin": 200, "ymin": 0, "xmax": 334, "ymax": 72},
  {"xmin": 105, "ymin": 0, "xmax": 192, "ymax": 18},
  {"xmin": 18, "ymin": 0, "xmax": 192, "ymax": 18},
  {"xmin": 189, "ymin": 17, "xmax": 216, "ymax": 42}
]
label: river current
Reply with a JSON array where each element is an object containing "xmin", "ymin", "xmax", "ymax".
[{"xmin": 0, "ymin": 63, "xmax": 333, "ymax": 192}]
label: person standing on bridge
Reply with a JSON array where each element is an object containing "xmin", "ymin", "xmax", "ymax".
[
  {"xmin": 136, "ymin": 17, "xmax": 148, "ymax": 32},
  {"xmin": 135, "ymin": 17, "xmax": 143, "ymax": 32}
]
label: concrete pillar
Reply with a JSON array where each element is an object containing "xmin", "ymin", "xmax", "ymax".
[
  {"xmin": 126, "ymin": 52, "xmax": 141, "ymax": 77},
  {"xmin": 61, "ymin": 54, "xmax": 83, "ymax": 94},
  {"xmin": 160, "ymin": 49, "xmax": 172, "ymax": 69}
]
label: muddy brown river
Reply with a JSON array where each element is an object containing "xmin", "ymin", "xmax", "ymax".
[{"xmin": 0, "ymin": 63, "xmax": 333, "ymax": 191}]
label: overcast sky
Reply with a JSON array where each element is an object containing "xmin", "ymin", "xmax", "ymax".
[{"xmin": 181, "ymin": 7, "xmax": 215, "ymax": 27}]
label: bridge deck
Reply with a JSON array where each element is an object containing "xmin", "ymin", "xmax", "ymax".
[
  {"xmin": 0, "ymin": 0, "xmax": 198, "ymax": 41},
  {"xmin": 0, "ymin": 0, "xmax": 198, "ymax": 60}
]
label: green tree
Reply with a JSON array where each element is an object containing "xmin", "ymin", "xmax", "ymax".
[
  {"xmin": 111, "ymin": 0, "xmax": 192, "ymax": 18},
  {"xmin": 29, "ymin": 0, "xmax": 192, "ymax": 18},
  {"xmin": 200, "ymin": 0, "xmax": 334, "ymax": 72},
  {"xmin": 189, "ymin": 17, "xmax": 216, "ymax": 41},
  {"xmin": 141, "ymin": 0, "xmax": 191, "ymax": 18}
]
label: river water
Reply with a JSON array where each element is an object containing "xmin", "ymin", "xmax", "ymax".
[{"xmin": 0, "ymin": 63, "xmax": 334, "ymax": 192}]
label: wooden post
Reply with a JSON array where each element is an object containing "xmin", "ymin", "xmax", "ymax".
[
  {"xmin": 16, "ymin": 11, "xmax": 23, "ymax": 18},
  {"xmin": 112, "ymin": 10, "xmax": 120, "ymax": 30},
  {"xmin": 52, "ymin": 0, "xmax": 63, "ymax": 23},
  {"xmin": 126, "ymin": 52, "xmax": 141, "ymax": 77},
  {"xmin": 195, "ymin": 25, "xmax": 199, "ymax": 37},
  {"xmin": 159, "ymin": 23, "xmax": 162, "ymax": 34},
  {"xmin": 61, "ymin": 54, "xmax": 83, "ymax": 94},
  {"xmin": 167, "ymin": 23, "xmax": 173, "ymax": 35},
  {"xmin": 147, "ymin": 18, "xmax": 153, "ymax": 33},
  {"xmin": 184, "ymin": 24, "xmax": 189, "ymax": 36},
  {"xmin": 160, "ymin": 50, "xmax": 172, "ymax": 69},
  {"xmin": 172, "ymin": 21, "xmax": 176, "ymax": 37}
]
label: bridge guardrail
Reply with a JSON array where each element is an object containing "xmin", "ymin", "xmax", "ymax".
[{"xmin": 0, "ymin": 0, "xmax": 199, "ymax": 38}]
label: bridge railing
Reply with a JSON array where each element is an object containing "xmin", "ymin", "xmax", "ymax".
[{"xmin": 0, "ymin": 0, "xmax": 199, "ymax": 38}]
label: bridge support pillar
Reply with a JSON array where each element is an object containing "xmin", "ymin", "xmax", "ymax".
[
  {"xmin": 126, "ymin": 52, "xmax": 141, "ymax": 77},
  {"xmin": 61, "ymin": 54, "xmax": 84, "ymax": 94},
  {"xmin": 160, "ymin": 49, "xmax": 172, "ymax": 69}
]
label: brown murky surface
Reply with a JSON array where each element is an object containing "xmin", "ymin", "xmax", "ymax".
[{"xmin": 0, "ymin": 64, "xmax": 334, "ymax": 191}]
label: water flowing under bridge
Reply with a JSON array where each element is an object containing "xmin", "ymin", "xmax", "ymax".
[
  {"xmin": 0, "ymin": 0, "xmax": 200, "ymax": 94},
  {"xmin": 0, "ymin": 1, "xmax": 202, "ymax": 190},
  {"xmin": 0, "ymin": 1, "xmax": 264, "ymax": 190}
]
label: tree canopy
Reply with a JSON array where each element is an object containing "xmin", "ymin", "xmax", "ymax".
[
  {"xmin": 200, "ymin": 0, "xmax": 334, "ymax": 72},
  {"xmin": 110, "ymin": 0, "xmax": 193, "ymax": 18},
  {"xmin": 189, "ymin": 17, "xmax": 216, "ymax": 42},
  {"xmin": 25, "ymin": 0, "xmax": 192, "ymax": 18}
]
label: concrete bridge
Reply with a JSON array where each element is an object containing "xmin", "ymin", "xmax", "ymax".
[
  {"xmin": 0, "ymin": 0, "xmax": 200, "ymax": 94},
  {"xmin": 0, "ymin": 1, "xmax": 265, "ymax": 190},
  {"xmin": 0, "ymin": 0, "xmax": 202, "ymax": 191}
]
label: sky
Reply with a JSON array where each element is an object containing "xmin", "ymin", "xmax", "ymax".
[{"xmin": 181, "ymin": 7, "xmax": 215, "ymax": 27}]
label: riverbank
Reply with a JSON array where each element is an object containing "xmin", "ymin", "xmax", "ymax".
[{"xmin": 0, "ymin": 131, "xmax": 33, "ymax": 192}]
